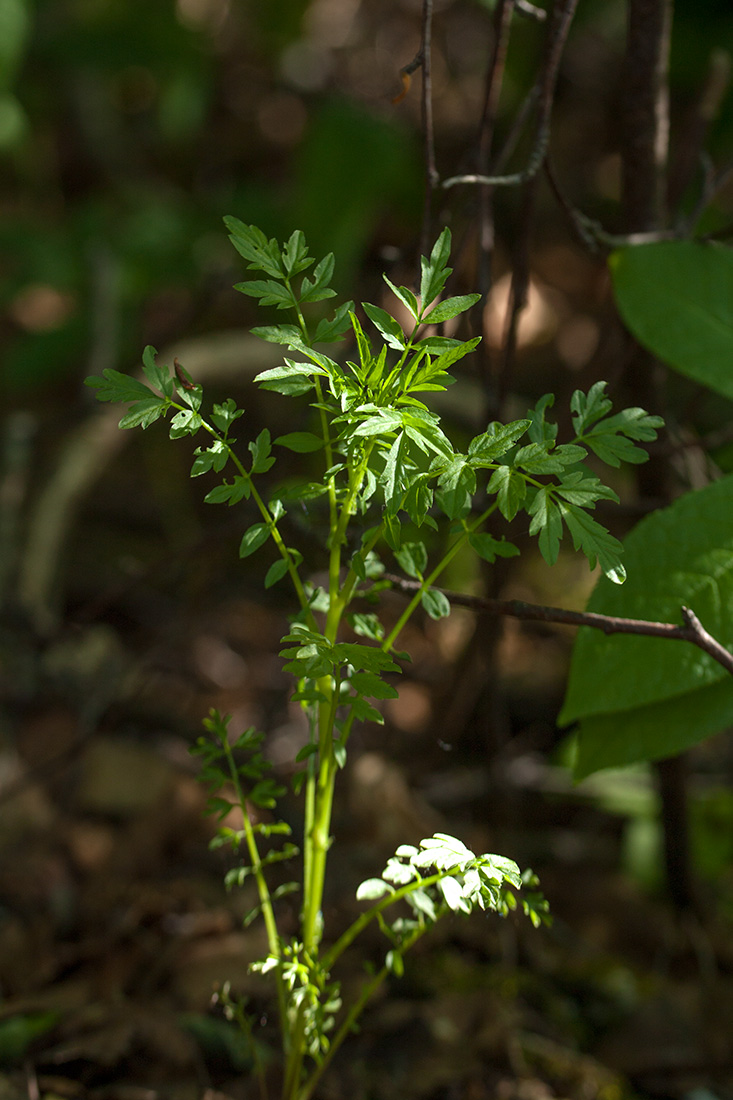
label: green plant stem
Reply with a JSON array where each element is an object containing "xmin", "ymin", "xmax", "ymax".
[
  {"xmin": 381, "ymin": 500, "xmax": 500, "ymax": 654},
  {"xmin": 321, "ymin": 871, "xmax": 448, "ymax": 972},
  {"xmin": 298, "ymin": 922, "xmax": 428, "ymax": 1100},
  {"xmin": 219, "ymin": 730, "xmax": 286, "ymax": 1036},
  {"xmin": 178, "ymin": 402, "xmax": 315, "ymax": 625}
]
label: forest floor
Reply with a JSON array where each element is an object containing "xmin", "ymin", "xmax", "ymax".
[{"xmin": 1, "ymin": 541, "xmax": 733, "ymax": 1100}]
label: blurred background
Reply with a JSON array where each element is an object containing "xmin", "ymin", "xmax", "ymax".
[{"xmin": 2, "ymin": 1, "xmax": 733, "ymax": 1099}]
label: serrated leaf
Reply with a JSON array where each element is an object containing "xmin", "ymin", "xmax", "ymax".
[
  {"xmin": 118, "ymin": 399, "xmax": 167, "ymax": 430},
  {"xmin": 314, "ymin": 300, "xmax": 355, "ymax": 343},
  {"xmin": 282, "ymin": 228, "xmax": 312, "ymax": 276},
  {"xmin": 488, "ymin": 465, "xmax": 526, "ymax": 520},
  {"xmin": 225, "ymin": 217, "xmax": 283, "ymax": 278},
  {"xmin": 561, "ymin": 503, "xmax": 625, "ymax": 582},
  {"xmin": 362, "ymin": 302, "xmax": 406, "ymax": 350},
  {"xmin": 349, "ymin": 670, "xmax": 398, "ymax": 699},
  {"xmin": 422, "ymin": 293, "xmax": 481, "ymax": 325},
  {"xmin": 383, "ymin": 275, "xmax": 419, "ymax": 320},
  {"xmin": 527, "ymin": 393, "xmax": 558, "ymax": 444},
  {"xmin": 469, "ymin": 419, "xmax": 531, "ymax": 464},
  {"xmin": 570, "ymin": 380, "xmax": 613, "ymax": 436},
  {"xmin": 420, "ymin": 228, "xmax": 452, "ymax": 311},
  {"xmin": 85, "ymin": 368, "xmax": 156, "ymax": 405},
  {"xmin": 528, "ymin": 488, "xmax": 563, "ymax": 565},
  {"xmin": 251, "ymin": 324, "xmax": 303, "ymax": 346},
  {"xmin": 235, "ymin": 279, "xmax": 294, "ymax": 309},
  {"xmin": 468, "ymin": 533, "xmax": 519, "ymax": 563}
]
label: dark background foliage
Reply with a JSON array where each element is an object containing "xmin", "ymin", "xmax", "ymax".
[{"xmin": 1, "ymin": 2, "xmax": 733, "ymax": 1099}]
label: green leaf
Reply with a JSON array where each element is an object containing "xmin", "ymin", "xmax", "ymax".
[
  {"xmin": 468, "ymin": 533, "xmax": 519, "ymax": 563},
  {"xmin": 349, "ymin": 670, "xmax": 398, "ymax": 699},
  {"xmin": 574, "ymin": 680, "xmax": 733, "ymax": 779},
  {"xmin": 301, "ymin": 252, "xmax": 337, "ymax": 302},
  {"xmin": 275, "ymin": 432, "xmax": 323, "ymax": 453},
  {"xmin": 249, "ymin": 428, "xmax": 275, "ymax": 473},
  {"xmin": 421, "ymin": 587, "xmax": 451, "ymax": 620},
  {"xmin": 362, "ymin": 302, "xmax": 406, "ymax": 350},
  {"xmin": 580, "ymin": 408, "xmax": 663, "ymax": 467},
  {"xmin": 251, "ymin": 323, "xmax": 303, "ymax": 346},
  {"xmin": 356, "ymin": 878, "xmax": 393, "ymax": 901},
  {"xmin": 610, "ymin": 241, "xmax": 733, "ymax": 400},
  {"xmin": 264, "ymin": 558, "xmax": 290, "ymax": 588},
  {"xmin": 394, "ymin": 541, "xmax": 428, "ymax": 580},
  {"xmin": 169, "ymin": 408, "xmax": 202, "ymax": 439},
  {"xmin": 348, "ymin": 613, "xmax": 385, "ymax": 641},
  {"xmin": 383, "ymin": 275, "xmax": 419, "ymax": 320},
  {"xmin": 282, "ymin": 229, "xmax": 312, "ymax": 276},
  {"xmin": 85, "ymin": 368, "xmax": 156, "ymax": 405},
  {"xmin": 560, "ymin": 474, "xmax": 733, "ymax": 775},
  {"xmin": 527, "ymin": 393, "xmax": 558, "ymax": 444},
  {"xmin": 239, "ymin": 523, "xmax": 270, "ymax": 558},
  {"xmin": 515, "ymin": 442, "xmax": 584, "ymax": 475},
  {"xmin": 422, "ymin": 294, "xmax": 481, "ymax": 325},
  {"xmin": 142, "ymin": 345, "xmax": 174, "ymax": 396},
  {"xmin": 314, "ymin": 300, "xmax": 355, "ymax": 343},
  {"xmin": 528, "ymin": 488, "xmax": 563, "ymax": 565},
  {"xmin": 235, "ymin": 279, "xmax": 294, "ymax": 310},
  {"xmin": 561, "ymin": 504, "xmax": 626, "ymax": 582},
  {"xmin": 570, "ymin": 381, "xmax": 613, "ymax": 436},
  {"xmin": 488, "ymin": 464, "xmax": 526, "ymax": 520},
  {"xmin": 420, "ymin": 228, "xmax": 452, "ymax": 312},
  {"xmin": 204, "ymin": 477, "xmax": 250, "ymax": 506},
  {"xmin": 468, "ymin": 419, "xmax": 531, "ymax": 464},
  {"xmin": 225, "ymin": 218, "xmax": 284, "ymax": 279},
  {"xmin": 118, "ymin": 398, "xmax": 167, "ymax": 430}
]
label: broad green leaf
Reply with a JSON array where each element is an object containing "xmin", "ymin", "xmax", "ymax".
[
  {"xmin": 610, "ymin": 241, "xmax": 733, "ymax": 400},
  {"xmin": 421, "ymin": 587, "xmax": 451, "ymax": 620},
  {"xmin": 515, "ymin": 442, "xmax": 583, "ymax": 475},
  {"xmin": 560, "ymin": 474, "xmax": 733, "ymax": 774},
  {"xmin": 282, "ymin": 229, "xmax": 312, "ymax": 276},
  {"xmin": 574, "ymin": 679, "xmax": 733, "ymax": 779},
  {"xmin": 275, "ymin": 432, "xmax": 323, "ymax": 453},
  {"xmin": 141, "ymin": 345, "xmax": 173, "ymax": 396},
  {"xmin": 348, "ymin": 613, "xmax": 385, "ymax": 641},
  {"xmin": 527, "ymin": 393, "xmax": 558, "ymax": 444}
]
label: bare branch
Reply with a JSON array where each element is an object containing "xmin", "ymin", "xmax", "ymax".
[
  {"xmin": 383, "ymin": 575, "xmax": 733, "ymax": 677},
  {"xmin": 443, "ymin": 0, "xmax": 579, "ymax": 191}
]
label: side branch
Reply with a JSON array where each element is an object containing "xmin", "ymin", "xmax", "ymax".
[{"xmin": 384, "ymin": 575, "xmax": 733, "ymax": 676}]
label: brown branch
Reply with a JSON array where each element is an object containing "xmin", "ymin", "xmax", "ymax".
[
  {"xmin": 383, "ymin": 574, "xmax": 733, "ymax": 676},
  {"xmin": 443, "ymin": 0, "xmax": 579, "ymax": 191}
]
